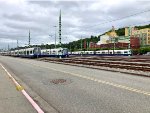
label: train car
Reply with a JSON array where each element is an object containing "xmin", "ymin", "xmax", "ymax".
[
  {"xmin": 71, "ymin": 51, "xmax": 94, "ymax": 55},
  {"xmin": 71, "ymin": 51, "xmax": 82, "ymax": 55},
  {"xmin": 9, "ymin": 47, "xmax": 68, "ymax": 58},
  {"xmin": 21, "ymin": 47, "xmax": 41, "ymax": 58},
  {"xmin": 10, "ymin": 50, "xmax": 16, "ymax": 57},
  {"xmin": 10, "ymin": 47, "xmax": 41, "ymax": 58},
  {"xmin": 0, "ymin": 51, "xmax": 9, "ymax": 56},
  {"xmin": 83, "ymin": 51, "xmax": 94, "ymax": 55},
  {"xmin": 41, "ymin": 49, "xmax": 49, "ymax": 57},
  {"xmin": 41, "ymin": 48, "xmax": 69, "ymax": 58},
  {"xmin": 96, "ymin": 49, "xmax": 131, "ymax": 56},
  {"xmin": 70, "ymin": 49, "xmax": 132, "ymax": 56}
]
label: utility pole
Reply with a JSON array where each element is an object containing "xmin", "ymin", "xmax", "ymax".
[
  {"xmin": 59, "ymin": 10, "xmax": 61, "ymax": 47},
  {"xmin": 54, "ymin": 26, "xmax": 57, "ymax": 48},
  {"xmin": 28, "ymin": 30, "xmax": 30, "ymax": 47}
]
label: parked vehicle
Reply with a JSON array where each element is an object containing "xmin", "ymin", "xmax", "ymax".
[
  {"xmin": 10, "ymin": 47, "xmax": 41, "ymax": 58},
  {"xmin": 144, "ymin": 52, "xmax": 150, "ymax": 55},
  {"xmin": 41, "ymin": 48, "xmax": 69, "ymax": 58},
  {"xmin": 70, "ymin": 49, "xmax": 132, "ymax": 56},
  {"xmin": 7, "ymin": 47, "xmax": 69, "ymax": 58}
]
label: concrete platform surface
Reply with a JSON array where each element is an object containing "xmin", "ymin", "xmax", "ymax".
[{"xmin": 0, "ymin": 65, "xmax": 36, "ymax": 113}]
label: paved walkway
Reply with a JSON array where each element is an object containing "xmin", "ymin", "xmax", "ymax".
[{"xmin": 0, "ymin": 65, "xmax": 36, "ymax": 113}]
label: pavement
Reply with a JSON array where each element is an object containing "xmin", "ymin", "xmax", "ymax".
[
  {"xmin": 0, "ymin": 63, "xmax": 36, "ymax": 113},
  {"xmin": 0, "ymin": 56, "xmax": 150, "ymax": 113}
]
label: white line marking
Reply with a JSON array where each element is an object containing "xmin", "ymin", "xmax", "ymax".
[{"xmin": 0, "ymin": 63, "xmax": 44, "ymax": 113}]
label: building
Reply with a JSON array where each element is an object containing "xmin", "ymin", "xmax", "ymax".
[
  {"xmin": 125, "ymin": 27, "xmax": 138, "ymax": 36},
  {"xmin": 130, "ymin": 37, "xmax": 140, "ymax": 49},
  {"xmin": 84, "ymin": 40, "xmax": 86, "ymax": 49},
  {"xmin": 89, "ymin": 26, "xmax": 141, "ymax": 49},
  {"xmin": 134, "ymin": 28, "xmax": 150, "ymax": 46},
  {"xmin": 107, "ymin": 26, "xmax": 118, "ymax": 38},
  {"xmin": 125, "ymin": 27, "xmax": 150, "ymax": 46},
  {"xmin": 97, "ymin": 34, "xmax": 110, "ymax": 45},
  {"xmin": 89, "ymin": 26, "xmax": 150, "ymax": 49}
]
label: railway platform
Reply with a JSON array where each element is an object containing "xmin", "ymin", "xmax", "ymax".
[{"xmin": 0, "ymin": 64, "xmax": 36, "ymax": 113}]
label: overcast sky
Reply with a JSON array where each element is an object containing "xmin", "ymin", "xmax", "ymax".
[{"xmin": 0, "ymin": 0, "xmax": 149, "ymax": 49}]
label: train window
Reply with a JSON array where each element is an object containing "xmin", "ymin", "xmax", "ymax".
[
  {"xmin": 117, "ymin": 51, "xmax": 121, "ymax": 54},
  {"xmin": 102, "ymin": 52, "xmax": 105, "ymax": 54},
  {"xmin": 27, "ymin": 51, "xmax": 29, "ymax": 55},
  {"xmin": 124, "ymin": 51, "xmax": 128, "ymax": 54},
  {"xmin": 30, "ymin": 51, "xmax": 32, "ymax": 54}
]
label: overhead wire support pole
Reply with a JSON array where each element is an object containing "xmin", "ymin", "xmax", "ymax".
[
  {"xmin": 28, "ymin": 30, "xmax": 30, "ymax": 47},
  {"xmin": 59, "ymin": 9, "xmax": 62, "ymax": 59},
  {"xmin": 54, "ymin": 26, "xmax": 57, "ymax": 48},
  {"xmin": 59, "ymin": 10, "xmax": 61, "ymax": 47}
]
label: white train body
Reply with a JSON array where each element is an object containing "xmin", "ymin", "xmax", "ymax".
[
  {"xmin": 70, "ymin": 49, "xmax": 131, "ymax": 56},
  {"xmin": 10, "ymin": 47, "xmax": 41, "ymax": 58},
  {"xmin": 3, "ymin": 48, "xmax": 131, "ymax": 58},
  {"xmin": 41, "ymin": 48, "xmax": 69, "ymax": 57},
  {"xmin": 96, "ymin": 49, "xmax": 131, "ymax": 55}
]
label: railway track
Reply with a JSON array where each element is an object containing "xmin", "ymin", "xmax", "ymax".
[{"xmin": 38, "ymin": 56, "xmax": 150, "ymax": 72}]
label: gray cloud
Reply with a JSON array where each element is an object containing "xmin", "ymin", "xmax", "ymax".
[
  {"xmin": 0, "ymin": 0, "xmax": 150, "ymax": 49},
  {"xmin": 3, "ymin": 13, "xmax": 33, "ymax": 22}
]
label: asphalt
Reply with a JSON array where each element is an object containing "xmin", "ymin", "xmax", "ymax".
[
  {"xmin": 0, "ymin": 56, "xmax": 150, "ymax": 113},
  {"xmin": 0, "ymin": 61, "xmax": 36, "ymax": 113}
]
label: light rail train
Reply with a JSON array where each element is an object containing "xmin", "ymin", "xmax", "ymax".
[
  {"xmin": 69, "ymin": 49, "xmax": 132, "ymax": 56},
  {"xmin": 40, "ymin": 48, "xmax": 69, "ymax": 58},
  {"xmin": 6, "ymin": 47, "xmax": 69, "ymax": 58},
  {"xmin": 1, "ymin": 48, "xmax": 131, "ymax": 58}
]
